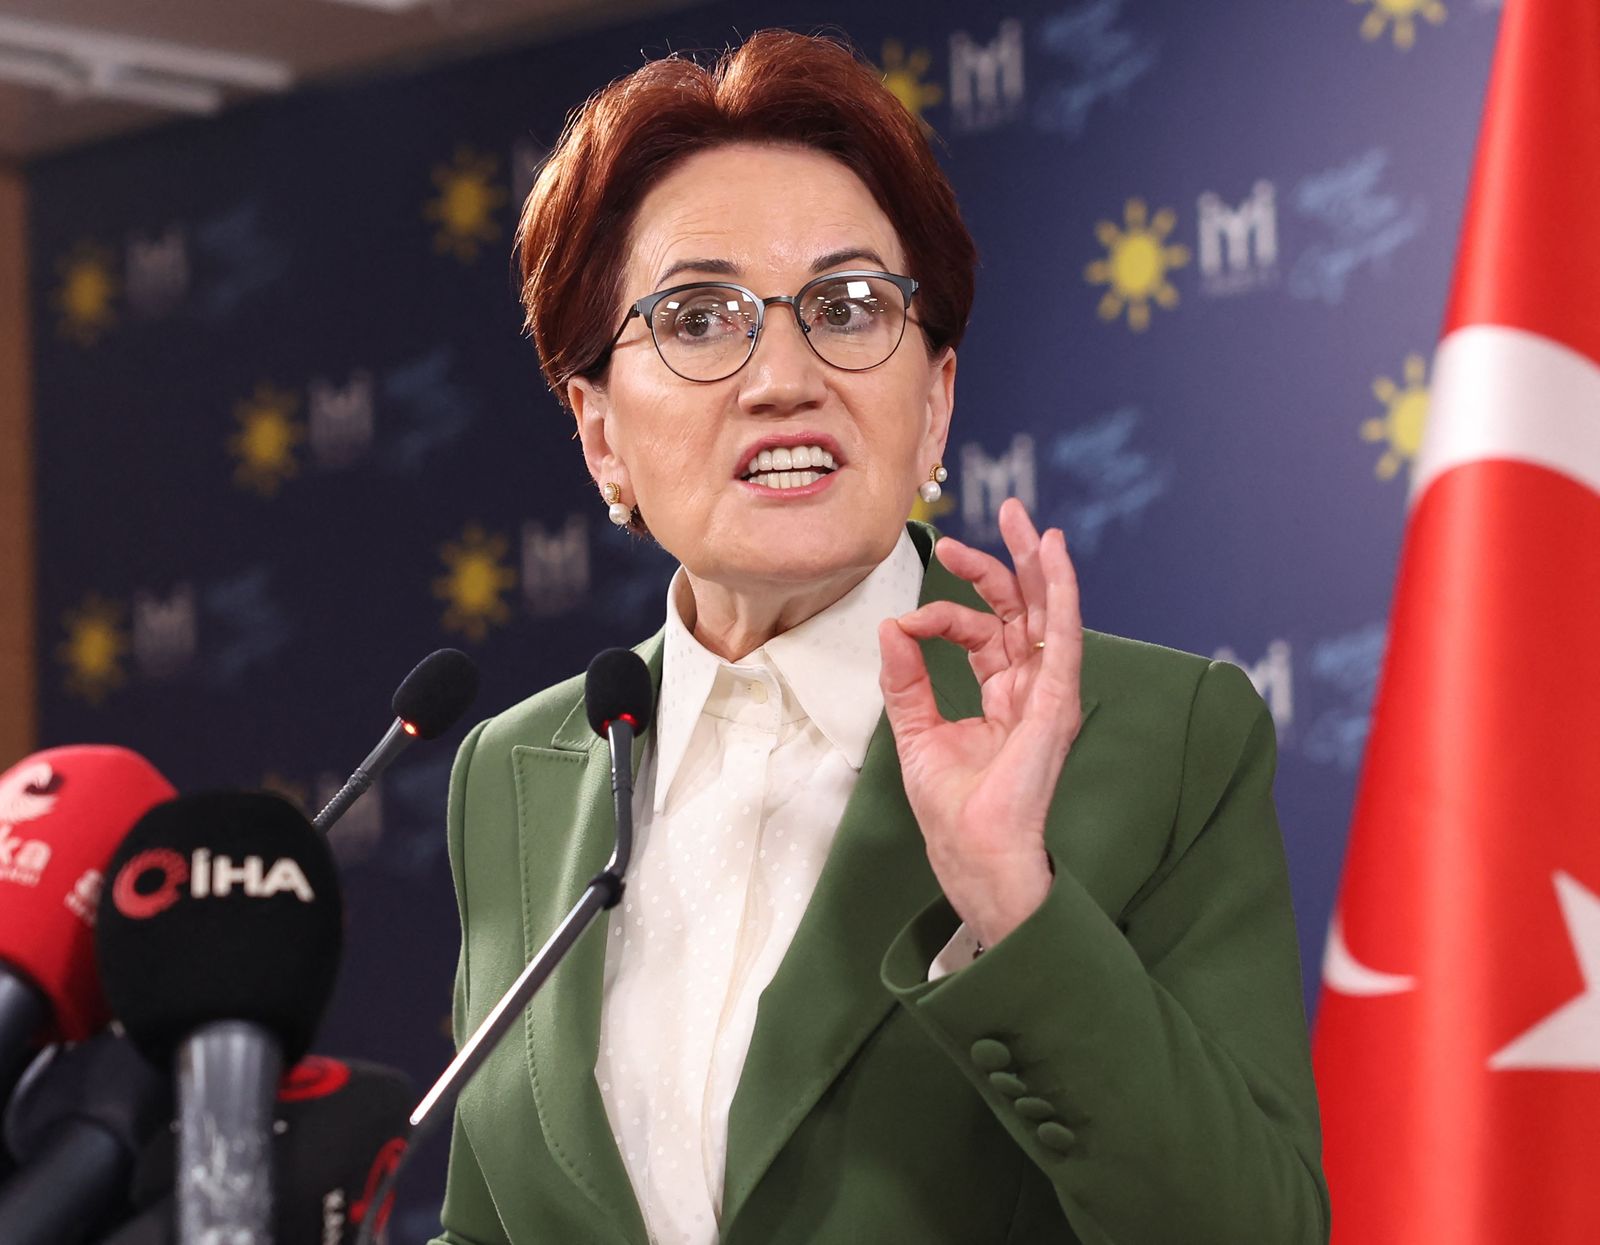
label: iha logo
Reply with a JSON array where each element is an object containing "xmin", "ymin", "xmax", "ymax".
[{"xmin": 112, "ymin": 847, "xmax": 315, "ymax": 919}]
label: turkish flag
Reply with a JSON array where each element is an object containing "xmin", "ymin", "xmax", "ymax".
[{"xmin": 1312, "ymin": 1, "xmax": 1600, "ymax": 1240}]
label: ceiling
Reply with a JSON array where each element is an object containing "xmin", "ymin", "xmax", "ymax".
[{"xmin": 0, "ymin": 0, "xmax": 703, "ymax": 165}]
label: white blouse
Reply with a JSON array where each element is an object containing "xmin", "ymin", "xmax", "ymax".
[{"xmin": 592, "ymin": 531, "xmax": 975, "ymax": 1245}]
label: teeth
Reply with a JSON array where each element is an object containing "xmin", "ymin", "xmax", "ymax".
[
  {"xmin": 748, "ymin": 470, "xmax": 821, "ymax": 490},
  {"xmin": 743, "ymin": 445, "xmax": 836, "ymax": 481}
]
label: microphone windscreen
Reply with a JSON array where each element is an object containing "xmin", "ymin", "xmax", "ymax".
[
  {"xmin": 94, "ymin": 792, "xmax": 343, "ymax": 1066},
  {"xmin": 584, "ymin": 648, "xmax": 654, "ymax": 739},
  {"xmin": 3, "ymin": 1031, "xmax": 170, "ymax": 1163},
  {"xmin": 0, "ymin": 746, "xmax": 176, "ymax": 1041},
  {"xmin": 127, "ymin": 1055, "xmax": 413, "ymax": 1244},
  {"xmin": 392, "ymin": 648, "xmax": 479, "ymax": 740}
]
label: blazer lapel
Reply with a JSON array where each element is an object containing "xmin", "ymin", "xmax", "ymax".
[
  {"xmin": 720, "ymin": 524, "xmax": 1098, "ymax": 1234},
  {"xmin": 511, "ymin": 633, "xmax": 664, "ymax": 1245}
]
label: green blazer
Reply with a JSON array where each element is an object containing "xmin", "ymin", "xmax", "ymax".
[{"xmin": 431, "ymin": 523, "xmax": 1329, "ymax": 1245}]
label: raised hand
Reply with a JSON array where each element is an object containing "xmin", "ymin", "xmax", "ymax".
[{"xmin": 877, "ymin": 497, "xmax": 1085, "ymax": 948}]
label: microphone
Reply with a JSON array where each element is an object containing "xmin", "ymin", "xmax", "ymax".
[
  {"xmin": 0, "ymin": 747, "xmax": 175, "ymax": 1097},
  {"xmin": 95, "ymin": 792, "xmax": 344, "ymax": 1245},
  {"xmin": 0, "ymin": 1032, "xmax": 171, "ymax": 1245},
  {"xmin": 98, "ymin": 1056, "xmax": 413, "ymax": 1245},
  {"xmin": 353, "ymin": 647, "xmax": 653, "ymax": 1245},
  {"xmin": 313, "ymin": 648, "xmax": 479, "ymax": 833}
]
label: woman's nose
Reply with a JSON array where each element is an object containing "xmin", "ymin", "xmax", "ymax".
[{"xmin": 737, "ymin": 307, "xmax": 828, "ymax": 413}]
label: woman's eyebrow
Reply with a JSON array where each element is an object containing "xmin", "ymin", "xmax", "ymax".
[
  {"xmin": 654, "ymin": 257, "xmax": 740, "ymax": 287},
  {"xmin": 653, "ymin": 247, "xmax": 891, "ymax": 289},
  {"xmin": 810, "ymin": 247, "xmax": 888, "ymax": 273}
]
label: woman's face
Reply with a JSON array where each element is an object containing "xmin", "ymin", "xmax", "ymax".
[{"xmin": 569, "ymin": 142, "xmax": 956, "ymax": 597}]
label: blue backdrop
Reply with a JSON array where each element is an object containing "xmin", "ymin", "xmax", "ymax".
[{"xmin": 26, "ymin": 0, "xmax": 1501, "ymax": 1235}]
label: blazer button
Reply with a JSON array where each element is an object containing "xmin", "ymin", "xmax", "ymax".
[
  {"xmin": 988, "ymin": 1071, "xmax": 1027, "ymax": 1097},
  {"xmin": 969, "ymin": 1038, "xmax": 1013, "ymax": 1071},
  {"xmin": 1036, "ymin": 1122, "xmax": 1076, "ymax": 1153},
  {"xmin": 1014, "ymin": 1096, "xmax": 1054, "ymax": 1121}
]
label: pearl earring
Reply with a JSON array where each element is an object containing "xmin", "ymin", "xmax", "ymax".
[
  {"xmin": 603, "ymin": 482, "xmax": 631, "ymax": 527},
  {"xmin": 918, "ymin": 463, "xmax": 948, "ymax": 505}
]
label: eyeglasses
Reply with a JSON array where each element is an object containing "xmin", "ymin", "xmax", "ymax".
[{"xmin": 604, "ymin": 269, "xmax": 920, "ymax": 383}]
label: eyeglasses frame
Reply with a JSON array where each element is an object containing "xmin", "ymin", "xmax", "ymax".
[{"xmin": 600, "ymin": 269, "xmax": 921, "ymax": 383}]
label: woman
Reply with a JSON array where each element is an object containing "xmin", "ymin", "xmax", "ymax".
[{"xmin": 433, "ymin": 29, "xmax": 1327, "ymax": 1245}]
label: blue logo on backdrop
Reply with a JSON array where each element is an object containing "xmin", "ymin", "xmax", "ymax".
[
  {"xmin": 194, "ymin": 202, "xmax": 291, "ymax": 320},
  {"xmin": 1044, "ymin": 409, "xmax": 1172, "ymax": 555},
  {"xmin": 379, "ymin": 348, "xmax": 477, "ymax": 474},
  {"xmin": 1032, "ymin": 0, "xmax": 1158, "ymax": 139},
  {"xmin": 1288, "ymin": 149, "xmax": 1427, "ymax": 304},
  {"xmin": 204, "ymin": 567, "xmax": 294, "ymax": 687},
  {"xmin": 1301, "ymin": 622, "xmax": 1388, "ymax": 770}
]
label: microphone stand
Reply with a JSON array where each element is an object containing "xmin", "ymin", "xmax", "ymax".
[{"xmin": 352, "ymin": 719, "xmax": 637, "ymax": 1245}]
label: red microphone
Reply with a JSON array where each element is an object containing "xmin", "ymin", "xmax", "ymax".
[{"xmin": 0, "ymin": 747, "xmax": 175, "ymax": 1093}]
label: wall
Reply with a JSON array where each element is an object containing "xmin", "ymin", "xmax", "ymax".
[
  {"xmin": 0, "ymin": 165, "xmax": 34, "ymax": 763},
  {"xmin": 23, "ymin": 2, "xmax": 1501, "ymax": 1236}
]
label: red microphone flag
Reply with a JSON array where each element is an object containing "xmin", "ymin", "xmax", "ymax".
[{"xmin": 1313, "ymin": 1, "xmax": 1600, "ymax": 1240}]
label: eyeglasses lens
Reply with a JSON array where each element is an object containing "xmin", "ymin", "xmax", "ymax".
[{"xmin": 649, "ymin": 276, "xmax": 908, "ymax": 381}]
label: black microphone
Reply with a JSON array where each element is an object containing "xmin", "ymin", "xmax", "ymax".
[
  {"xmin": 0, "ymin": 1033, "xmax": 171, "ymax": 1245},
  {"xmin": 353, "ymin": 648, "xmax": 653, "ymax": 1245},
  {"xmin": 313, "ymin": 648, "xmax": 480, "ymax": 833},
  {"xmin": 98, "ymin": 1056, "xmax": 413, "ymax": 1245},
  {"xmin": 95, "ymin": 792, "xmax": 344, "ymax": 1245}
]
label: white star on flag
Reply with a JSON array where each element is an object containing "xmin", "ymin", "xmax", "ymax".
[{"xmin": 1488, "ymin": 872, "xmax": 1600, "ymax": 1071}]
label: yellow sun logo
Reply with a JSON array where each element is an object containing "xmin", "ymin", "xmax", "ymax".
[
  {"xmin": 1353, "ymin": 0, "xmax": 1447, "ymax": 50},
  {"xmin": 228, "ymin": 383, "xmax": 305, "ymax": 497},
  {"xmin": 1362, "ymin": 353, "xmax": 1431, "ymax": 480},
  {"xmin": 1085, "ymin": 199, "xmax": 1191, "ymax": 332},
  {"xmin": 878, "ymin": 39, "xmax": 943, "ymax": 132},
  {"xmin": 434, "ymin": 523, "xmax": 517, "ymax": 641},
  {"xmin": 53, "ymin": 242, "xmax": 119, "ymax": 346},
  {"xmin": 57, "ymin": 594, "xmax": 128, "ymax": 703},
  {"xmin": 425, "ymin": 147, "xmax": 508, "ymax": 263}
]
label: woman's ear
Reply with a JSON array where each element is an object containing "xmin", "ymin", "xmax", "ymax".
[
  {"xmin": 568, "ymin": 374, "xmax": 629, "ymax": 495},
  {"xmin": 922, "ymin": 347, "xmax": 958, "ymax": 466}
]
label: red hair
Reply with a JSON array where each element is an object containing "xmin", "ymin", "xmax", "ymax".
[{"xmin": 514, "ymin": 29, "xmax": 978, "ymax": 408}]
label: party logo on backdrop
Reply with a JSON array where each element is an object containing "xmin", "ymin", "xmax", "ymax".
[
  {"xmin": 1352, "ymin": 0, "xmax": 1448, "ymax": 50},
  {"xmin": 228, "ymin": 383, "xmax": 305, "ymax": 496},
  {"xmin": 434, "ymin": 523, "xmax": 517, "ymax": 641},
  {"xmin": 56, "ymin": 594, "xmax": 128, "ymax": 704},
  {"xmin": 52, "ymin": 242, "xmax": 119, "ymax": 346},
  {"xmin": 949, "ymin": 19, "xmax": 1026, "ymax": 133},
  {"xmin": 1197, "ymin": 181, "xmax": 1279, "ymax": 298},
  {"xmin": 1361, "ymin": 352, "xmax": 1431, "ymax": 480},
  {"xmin": 878, "ymin": 37, "xmax": 944, "ymax": 132},
  {"xmin": 1085, "ymin": 198, "xmax": 1190, "ymax": 331},
  {"xmin": 1214, "ymin": 640, "xmax": 1296, "ymax": 732},
  {"xmin": 124, "ymin": 226, "xmax": 190, "ymax": 320},
  {"xmin": 522, "ymin": 515, "xmax": 592, "ymax": 618},
  {"xmin": 1032, "ymin": 0, "xmax": 1157, "ymax": 140},
  {"xmin": 426, "ymin": 146, "xmax": 508, "ymax": 263},
  {"xmin": 959, "ymin": 435, "xmax": 1037, "ymax": 543},
  {"xmin": 308, "ymin": 371, "xmax": 377, "ymax": 469}
]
